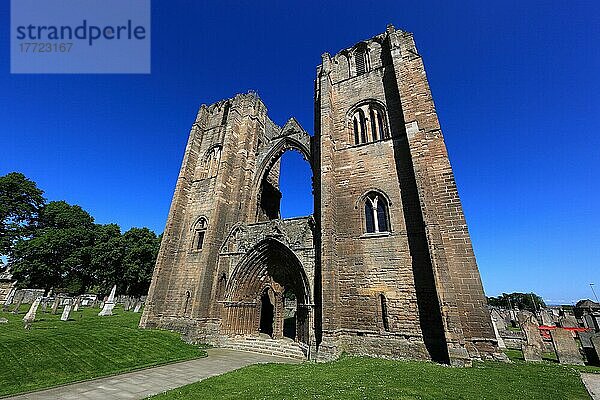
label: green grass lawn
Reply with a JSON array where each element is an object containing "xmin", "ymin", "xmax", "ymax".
[
  {"xmin": 151, "ymin": 354, "xmax": 595, "ymax": 400},
  {"xmin": 0, "ymin": 304, "xmax": 206, "ymax": 397}
]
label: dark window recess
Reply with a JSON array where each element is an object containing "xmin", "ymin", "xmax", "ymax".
[
  {"xmin": 380, "ymin": 294, "xmax": 390, "ymax": 331},
  {"xmin": 376, "ymin": 201, "xmax": 389, "ymax": 232},
  {"xmin": 355, "ymin": 51, "xmax": 367, "ymax": 75},
  {"xmin": 370, "ymin": 109, "xmax": 378, "ymax": 141},
  {"xmin": 196, "ymin": 231, "xmax": 205, "ymax": 250},
  {"xmin": 365, "ymin": 201, "xmax": 375, "ymax": 233}
]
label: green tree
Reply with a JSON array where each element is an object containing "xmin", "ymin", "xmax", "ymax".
[
  {"xmin": 10, "ymin": 201, "xmax": 95, "ymax": 293},
  {"xmin": 0, "ymin": 172, "xmax": 45, "ymax": 259},
  {"xmin": 120, "ymin": 227, "xmax": 160, "ymax": 297},
  {"xmin": 91, "ymin": 223, "xmax": 124, "ymax": 293},
  {"xmin": 487, "ymin": 292, "xmax": 546, "ymax": 312}
]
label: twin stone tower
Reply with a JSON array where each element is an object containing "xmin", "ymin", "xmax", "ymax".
[{"xmin": 140, "ymin": 25, "xmax": 502, "ymax": 365}]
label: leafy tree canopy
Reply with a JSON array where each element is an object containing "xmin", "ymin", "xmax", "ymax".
[
  {"xmin": 487, "ymin": 292, "xmax": 546, "ymax": 312},
  {"xmin": 4, "ymin": 173, "xmax": 162, "ymax": 297},
  {"xmin": 0, "ymin": 172, "xmax": 45, "ymax": 258}
]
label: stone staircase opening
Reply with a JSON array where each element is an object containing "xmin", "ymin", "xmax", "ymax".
[{"xmin": 221, "ymin": 334, "xmax": 308, "ymax": 360}]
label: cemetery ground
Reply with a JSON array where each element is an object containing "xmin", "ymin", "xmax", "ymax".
[
  {"xmin": 1, "ymin": 307, "xmax": 599, "ymax": 400},
  {"xmin": 149, "ymin": 351, "xmax": 600, "ymax": 400},
  {"xmin": 0, "ymin": 305, "xmax": 206, "ymax": 397}
]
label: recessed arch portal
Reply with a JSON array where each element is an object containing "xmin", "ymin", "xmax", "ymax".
[{"xmin": 221, "ymin": 238, "xmax": 312, "ymax": 344}]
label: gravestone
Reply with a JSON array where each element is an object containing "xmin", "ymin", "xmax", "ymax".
[
  {"xmin": 539, "ymin": 309, "xmax": 555, "ymax": 326},
  {"xmin": 73, "ymin": 297, "xmax": 80, "ymax": 312},
  {"xmin": 51, "ymin": 297, "xmax": 60, "ymax": 315},
  {"xmin": 517, "ymin": 310, "xmax": 534, "ymax": 324},
  {"xmin": 11, "ymin": 295, "xmax": 24, "ymax": 314},
  {"xmin": 580, "ymin": 332, "xmax": 600, "ymax": 365},
  {"xmin": 23, "ymin": 297, "xmax": 42, "ymax": 328},
  {"xmin": 559, "ymin": 314, "xmax": 579, "ymax": 328},
  {"xmin": 60, "ymin": 302, "xmax": 72, "ymax": 321},
  {"xmin": 522, "ymin": 319, "xmax": 543, "ymax": 362},
  {"xmin": 133, "ymin": 301, "xmax": 142, "ymax": 313},
  {"xmin": 591, "ymin": 336, "xmax": 600, "ymax": 366},
  {"xmin": 490, "ymin": 309, "xmax": 507, "ymax": 331},
  {"xmin": 551, "ymin": 328, "xmax": 584, "ymax": 365},
  {"xmin": 124, "ymin": 298, "xmax": 131, "ymax": 311},
  {"xmin": 98, "ymin": 285, "xmax": 117, "ymax": 316},
  {"xmin": 490, "ymin": 311, "xmax": 506, "ymax": 349},
  {"xmin": 41, "ymin": 299, "xmax": 48, "ymax": 313}
]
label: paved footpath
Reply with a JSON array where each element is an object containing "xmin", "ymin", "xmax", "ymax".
[
  {"xmin": 6, "ymin": 348, "xmax": 300, "ymax": 400},
  {"xmin": 582, "ymin": 373, "xmax": 600, "ymax": 400}
]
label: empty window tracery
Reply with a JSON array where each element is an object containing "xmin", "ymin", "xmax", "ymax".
[
  {"xmin": 350, "ymin": 103, "xmax": 389, "ymax": 145},
  {"xmin": 364, "ymin": 192, "xmax": 390, "ymax": 234},
  {"xmin": 354, "ymin": 48, "xmax": 368, "ymax": 76},
  {"xmin": 201, "ymin": 146, "xmax": 222, "ymax": 179},
  {"xmin": 192, "ymin": 217, "xmax": 208, "ymax": 250}
]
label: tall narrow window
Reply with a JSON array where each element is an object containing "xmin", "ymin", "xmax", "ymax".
[
  {"xmin": 355, "ymin": 50, "xmax": 367, "ymax": 75},
  {"xmin": 380, "ymin": 294, "xmax": 390, "ymax": 332},
  {"xmin": 206, "ymin": 146, "xmax": 221, "ymax": 178},
  {"xmin": 192, "ymin": 217, "xmax": 208, "ymax": 250},
  {"xmin": 370, "ymin": 108, "xmax": 378, "ymax": 141},
  {"xmin": 360, "ymin": 113, "xmax": 367, "ymax": 143},
  {"xmin": 352, "ymin": 109, "xmax": 367, "ymax": 145},
  {"xmin": 364, "ymin": 193, "xmax": 390, "ymax": 234},
  {"xmin": 377, "ymin": 111, "xmax": 387, "ymax": 139}
]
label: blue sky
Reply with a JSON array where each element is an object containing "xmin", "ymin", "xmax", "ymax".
[{"xmin": 1, "ymin": 1, "xmax": 599, "ymax": 304}]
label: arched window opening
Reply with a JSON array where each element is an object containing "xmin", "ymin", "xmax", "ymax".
[
  {"xmin": 184, "ymin": 290, "xmax": 191, "ymax": 314},
  {"xmin": 377, "ymin": 111, "xmax": 387, "ymax": 139},
  {"xmin": 364, "ymin": 192, "xmax": 390, "ymax": 234},
  {"xmin": 355, "ymin": 49, "xmax": 368, "ymax": 76},
  {"xmin": 201, "ymin": 146, "xmax": 222, "ymax": 180},
  {"xmin": 257, "ymin": 150, "xmax": 313, "ymax": 222},
  {"xmin": 353, "ymin": 117, "xmax": 360, "ymax": 145},
  {"xmin": 221, "ymin": 103, "xmax": 230, "ymax": 126},
  {"xmin": 370, "ymin": 108, "xmax": 378, "ymax": 141},
  {"xmin": 349, "ymin": 103, "xmax": 389, "ymax": 145},
  {"xmin": 352, "ymin": 109, "xmax": 367, "ymax": 145},
  {"xmin": 192, "ymin": 217, "xmax": 208, "ymax": 250},
  {"xmin": 380, "ymin": 294, "xmax": 390, "ymax": 332}
]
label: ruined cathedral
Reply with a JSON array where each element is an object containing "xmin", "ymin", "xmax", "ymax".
[{"xmin": 140, "ymin": 25, "xmax": 501, "ymax": 365}]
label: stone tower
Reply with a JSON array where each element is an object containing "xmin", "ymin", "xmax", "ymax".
[{"xmin": 141, "ymin": 25, "xmax": 501, "ymax": 364}]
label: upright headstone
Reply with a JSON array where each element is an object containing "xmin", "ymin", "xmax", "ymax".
[
  {"xmin": 11, "ymin": 295, "xmax": 23, "ymax": 314},
  {"xmin": 98, "ymin": 285, "xmax": 117, "ymax": 316},
  {"xmin": 133, "ymin": 301, "xmax": 142, "ymax": 313},
  {"xmin": 124, "ymin": 298, "xmax": 131, "ymax": 311},
  {"xmin": 540, "ymin": 309, "xmax": 555, "ymax": 326},
  {"xmin": 23, "ymin": 297, "xmax": 42, "ymax": 328},
  {"xmin": 491, "ymin": 309, "xmax": 507, "ymax": 331},
  {"xmin": 73, "ymin": 297, "xmax": 80, "ymax": 312},
  {"xmin": 60, "ymin": 302, "xmax": 72, "ymax": 321},
  {"xmin": 591, "ymin": 335, "xmax": 600, "ymax": 366},
  {"xmin": 51, "ymin": 297, "xmax": 60, "ymax": 315},
  {"xmin": 490, "ymin": 311, "xmax": 507, "ymax": 349},
  {"xmin": 551, "ymin": 328, "xmax": 584, "ymax": 365},
  {"xmin": 522, "ymin": 319, "xmax": 543, "ymax": 362},
  {"xmin": 580, "ymin": 332, "xmax": 600, "ymax": 365},
  {"xmin": 559, "ymin": 314, "xmax": 579, "ymax": 328}
]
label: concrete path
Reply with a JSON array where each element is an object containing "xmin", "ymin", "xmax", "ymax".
[
  {"xmin": 582, "ymin": 373, "xmax": 600, "ymax": 400},
  {"xmin": 5, "ymin": 348, "xmax": 301, "ymax": 400}
]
